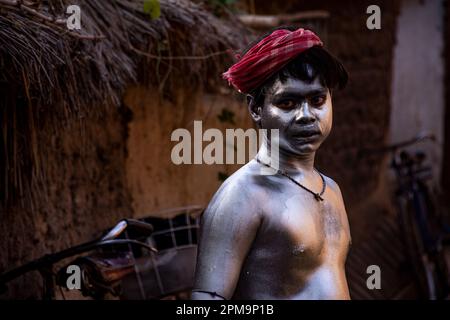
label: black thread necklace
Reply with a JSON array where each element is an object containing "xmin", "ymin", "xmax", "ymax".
[{"xmin": 256, "ymin": 157, "xmax": 326, "ymax": 201}]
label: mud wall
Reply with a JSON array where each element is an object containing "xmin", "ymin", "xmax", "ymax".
[
  {"xmin": 0, "ymin": 106, "xmax": 132, "ymax": 299},
  {"xmin": 124, "ymin": 87, "xmax": 254, "ymax": 218}
]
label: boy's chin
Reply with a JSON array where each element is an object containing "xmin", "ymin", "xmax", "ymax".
[{"xmin": 290, "ymin": 143, "xmax": 320, "ymax": 155}]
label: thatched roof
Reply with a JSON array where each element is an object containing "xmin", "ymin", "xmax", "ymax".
[
  {"xmin": 0, "ymin": 0, "xmax": 248, "ymax": 111},
  {"xmin": 0, "ymin": 0, "xmax": 249, "ymax": 208}
]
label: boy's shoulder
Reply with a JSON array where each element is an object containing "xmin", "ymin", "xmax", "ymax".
[
  {"xmin": 214, "ymin": 160, "xmax": 270, "ymax": 197},
  {"xmin": 321, "ymin": 174, "xmax": 344, "ymax": 201},
  {"xmin": 203, "ymin": 160, "xmax": 268, "ymax": 217}
]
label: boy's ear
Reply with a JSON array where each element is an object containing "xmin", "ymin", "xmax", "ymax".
[{"xmin": 247, "ymin": 95, "xmax": 262, "ymax": 124}]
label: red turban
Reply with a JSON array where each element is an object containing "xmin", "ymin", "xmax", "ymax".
[{"xmin": 222, "ymin": 28, "xmax": 323, "ymax": 94}]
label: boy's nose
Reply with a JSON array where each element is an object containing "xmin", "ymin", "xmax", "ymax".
[{"xmin": 295, "ymin": 103, "xmax": 316, "ymax": 124}]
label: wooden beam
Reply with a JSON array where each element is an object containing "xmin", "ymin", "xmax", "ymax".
[{"xmin": 238, "ymin": 11, "xmax": 330, "ymax": 28}]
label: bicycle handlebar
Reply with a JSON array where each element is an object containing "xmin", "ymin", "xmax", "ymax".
[
  {"xmin": 359, "ymin": 133, "xmax": 436, "ymax": 156},
  {"xmin": 0, "ymin": 219, "xmax": 156, "ymax": 290},
  {"xmin": 101, "ymin": 219, "xmax": 154, "ymax": 241}
]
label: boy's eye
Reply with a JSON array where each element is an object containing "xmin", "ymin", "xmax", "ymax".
[
  {"xmin": 276, "ymin": 100, "xmax": 296, "ymax": 109},
  {"xmin": 310, "ymin": 95, "xmax": 326, "ymax": 106}
]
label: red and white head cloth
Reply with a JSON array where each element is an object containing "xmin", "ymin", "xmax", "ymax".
[{"xmin": 222, "ymin": 28, "xmax": 323, "ymax": 94}]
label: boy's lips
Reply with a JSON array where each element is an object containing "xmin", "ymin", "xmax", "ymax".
[{"xmin": 291, "ymin": 130, "xmax": 321, "ymax": 138}]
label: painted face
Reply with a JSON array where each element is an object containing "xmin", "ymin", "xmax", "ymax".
[{"xmin": 258, "ymin": 76, "xmax": 333, "ymax": 156}]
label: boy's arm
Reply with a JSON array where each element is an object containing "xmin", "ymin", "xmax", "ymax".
[{"xmin": 191, "ymin": 184, "xmax": 262, "ymax": 300}]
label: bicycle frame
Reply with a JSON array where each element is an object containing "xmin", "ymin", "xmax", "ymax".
[
  {"xmin": 359, "ymin": 133, "xmax": 449, "ymax": 299},
  {"xmin": 392, "ymin": 151, "xmax": 437, "ymax": 298},
  {"xmin": 0, "ymin": 219, "xmax": 156, "ymax": 300}
]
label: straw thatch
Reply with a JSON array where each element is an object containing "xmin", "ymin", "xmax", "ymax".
[
  {"xmin": 0, "ymin": 0, "xmax": 247, "ymax": 110},
  {"xmin": 0, "ymin": 0, "xmax": 249, "ymax": 209}
]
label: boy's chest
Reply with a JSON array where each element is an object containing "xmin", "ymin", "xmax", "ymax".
[{"xmin": 260, "ymin": 191, "xmax": 350, "ymax": 262}]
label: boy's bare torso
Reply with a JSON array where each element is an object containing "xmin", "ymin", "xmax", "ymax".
[{"xmin": 193, "ymin": 160, "xmax": 352, "ymax": 300}]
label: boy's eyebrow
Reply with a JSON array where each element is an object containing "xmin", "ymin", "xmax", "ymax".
[{"xmin": 271, "ymin": 88, "xmax": 328, "ymax": 100}]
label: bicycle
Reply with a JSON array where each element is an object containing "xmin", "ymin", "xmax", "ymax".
[
  {"xmin": 0, "ymin": 218, "xmax": 156, "ymax": 300},
  {"xmin": 360, "ymin": 133, "xmax": 450, "ymax": 299},
  {"xmin": 0, "ymin": 205, "xmax": 203, "ymax": 300}
]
